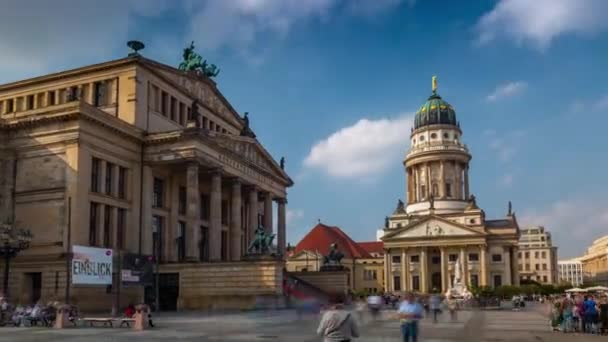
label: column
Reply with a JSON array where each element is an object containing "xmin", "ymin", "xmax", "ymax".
[
  {"xmin": 185, "ymin": 163, "xmax": 200, "ymax": 260},
  {"xmin": 230, "ymin": 180, "xmax": 242, "ymax": 261},
  {"xmin": 87, "ymin": 82, "xmax": 95, "ymax": 104},
  {"xmin": 406, "ymin": 168, "xmax": 411, "ymax": 204},
  {"xmin": 263, "ymin": 192, "xmax": 273, "ymax": 234},
  {"xmin": 384, "ymin": 252, "xmax": 392, "ymax": 292},
  {"xmin": 168, "ymin": 176, "xmax": 180, "ymax": 261},
  {"xmin": 504, "ymin": 246, "xmax": 512, "ymax": 286},
  {"xmin": 277, "ymin": 198, "xmax": 287, "ymax": 256},
  {"xmin": 420, "ymin": 247, "xmax": 428, "ymax": 293},
  {"xmin": 480, "ymin": 245, "xmax": 488, "ymax": 286},
  {"xmin": 439, "ymin": 160, "xmax": 445, "ymax": 199},
  {"xmin": 209, "ymin": 171, "xmax": 222, "ymax": 261},
  {"xmin": 464, "ymin": 166, "xmax": 470, "ymax": 200},
  {"xmin": 460, "ymin": 247, "xmax": 468, "ymax": 286},
  {"xmin": 426, "ymin": 163, "xmax": 431, "ymax": 198},
  {"xmin": 248, "ymin": 187, "xmax": 258, "ymax": 244},
  {"xmin": 413, "ymin": 167, "xmax": 419, "ymax": 202},
  {"xmin": 511, "ymin": 246, "xmax": 519, "ymax": 286},
  {"xmin": 401, "ymin": 249, "xmax": 407, "ymax": 291},
  {"xmin": 440, "ymin": 247, "xmax": 448, "ymax": 292},
  {"xmin": 141, "ymin": 165, "xmax": 153, "ymax": 255},
  {"xmin": 454, "ymin": 162, "xmax": 461, "ymax": 200}
]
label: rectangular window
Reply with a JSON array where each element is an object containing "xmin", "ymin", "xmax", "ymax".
[
  {"xmin": 178, "ymin": 186, "xmax": 187, "ymax": 215},
  {"xmin": 200, "ymin": 226, "xmax": 209, "ymax": 261},
  {"xmin": 103, "ymin": 206, "xmax": 112, "ymax": 248},
  {"xmin": 393, "ymin": 276, "xmax": 401, "ymax": 291},
  {"xmin": 372, "ymin": 270, "xmax": 377, "ymax": 280},
  {"xmin": 6, "ymin": 99, "xmax": 14, "ymax": 113},
  {"xmin": 535, "ymin": 251, "xmax": 539, "ymax": 258},
  {"xmin": 518, "ymin": 264, "xmax": 523, "ymax": 271},
  {"xmin": 27, "ymin": 95, "xmax": 34, "ymax": 110},
  {"xmin": 105, "ymin": 162, "xmax": 114, "ymax": 195},
  {"xmin": 468, "ymin": 253, "xmax": 479, "ymax": 262},
  {"xmin": 152, "ymin": 215, "xmax": 164, "ymax": 262},
  {"xmin": 170, "ymin": 97, "xmax": 176, "ymax": 121},
  {"xmin": 412, "ymin": 276, "xmax": 420, "ymax": 291},
  {"xmin": 153, "ymin": 178, "xmax": 164, "ymax": 208},
  {"xmin": 116, "ymin": 208, "xmax": 126, "ymax": 249},
  {"xmin": 518, "ymin": 252, "xmax": 522, "ymax": 258},
  {"xmin": 525, "ymin": 264, "xmax": 530, "ymax": 271},
  {"xmin": 449, "ymin": 254, "xmax": 458, "ymax": 262},
  {"xmin": 48, "ymin": 91, "xmax": 56, "ymax": 106},
  {"xmin": 118, "ymin": 167, "xmax": 127, "ymax": 199},
  {"xmin": 525, "ymin": 252, "xmax": 529, "ymax": 258},
  {"xmin": 177, "ymin": 221, "xmax": 186, "ymax": 262},
  {"xmin": 179, "ymin": 103, "xmax": 185, "ymax": 125},
  {"xmin": 221, "ymin": 200, "xmax": 229, "ymax": 225},
  {"xmin": 535, "ymin": 264, "xmax": 540, "ymax": 270},
  {"xmin": 91, "ymin": 158, "xmax": 100, "ymax": 192},
  {"xmin": 94, "ymin": 81, "xmax": 107, "ymax": 107},
  {"xmin": 432, "ymin": 256, "xmax": 440, "ymax": 265},
  {"xmin": 161, "ymin": 92, "xmax": 167, "ymax": 115},
  {"xmin": 445, "ymin": 183, "xmax": 452, "ymax": 197},
  {"xmin": 392, "ymin": 255, "xmax": 401, "ymax": 263},
  {"xmin": 493, "ymin": 275, "xmax": 502, "ymax": 288},
  {"xmin": 200, "ymin": 194, "xmax": 210, "ymax": 220},
  {"xmin": 541, "ymin": 251, "xmax": 546, "ymax": 259},
  {"xmin": 542, "ymin": 263, "xmax": 547, "ymax": 270},
  {"xmin": 543, "ymin": 275, "xmax": 548, "ymax": 283},
  {"xmin": 410, "ymin": 255, "xmax": 420, "ymax": 263},
  {"xmin": 203, "ymin": 116, "xmax": 208, "ymax": 129},
  {"xmin": 470, "ymin": 274, "xmax": 479, "ymax": 288},
  {"xmin": 221, "ymin": 230, "xmax": 228, "ymax": 261},
  {"xmin": 492, "ymin": 254, "xmax": 502, "ymax": 262},
  {"xmin": 89, "ymin": 202, "xmax": 99, "ymax": 246}
]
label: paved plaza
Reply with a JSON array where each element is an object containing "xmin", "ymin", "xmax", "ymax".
[{"xmin": 0, "ymin": 305, "xmax": 604, "ymax": 341}]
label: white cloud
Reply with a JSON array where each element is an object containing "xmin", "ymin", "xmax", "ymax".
[
  {"xmin": 483, "ymin": 129, "xmax": 524, "ymax": 163},
  {"xmin": 0, "ymin": 0, "xmax": 170, "ymax": 80},
  {"xmin": 303, "ymin": 114, "xmax": 413, "ymax": 179},
  {"xmin": 499, "ymin": 174, "xmax": 514, "ymax": 187},
  {"xmin": 186, "ymin": 0, "xmax": 401, "ymax": 55},
  {"xmin": 475, "ymin": 0, "xmax": 608, "ymax": 50},
  {"xmin": 486, "ymin": 81, "xmax": 527, "ymax": 102},
  {"xmin": 593, "ymin": 94, "xmax": 608, "ymax": 111},
  {"xmin": 286, "ymin": 209, "xmax": 304, "ymax": 225},
  {"xmin": 520, "ymin": 197, "xmax": 608, "ymax": 258}
]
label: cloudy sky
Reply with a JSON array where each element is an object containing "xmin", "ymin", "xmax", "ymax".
[{"xmin": 2, "ymin": 0, "xmax": 608, "ymax": 258}]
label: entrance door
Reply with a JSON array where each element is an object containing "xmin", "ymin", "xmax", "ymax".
[
  {"xmin": 25, "ymin": 273, "xmax": 42, "ymax": 304},
  {"xmin": 159, "ymin": 273, "xmax": 179, "ymax": 311},
  {"xmin": 431, "ymin": 272, "xmax": 442, "ymax": 292}
]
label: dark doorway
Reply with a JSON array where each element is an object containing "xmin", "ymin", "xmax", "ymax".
[
  {"xmin": 158, "ymin": 273, "xmax": 179, "ymax": 311},
  {"xmin": 431, "ymin": 272, "xmax": 441, "ymax": 292},
  {"xmin": 25, "ymin": 273, "xmax": 42, "ymax": 304}
]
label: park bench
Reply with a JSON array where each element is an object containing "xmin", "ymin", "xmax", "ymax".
[{"xmin": 77, "ymin": 317, "xmax": 135, "ymax": 328}]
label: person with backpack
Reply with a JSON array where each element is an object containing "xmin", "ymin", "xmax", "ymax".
[{"xmin": 317, "ymin": 295, "xmax": 360, "ymax": 342}]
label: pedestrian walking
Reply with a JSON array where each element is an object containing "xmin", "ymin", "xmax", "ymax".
[
  {"xmin": 429, "ymin": 291, "xmax": 442, "ymax": 323},
  {"xmin": 397, "ymin": 292, "xmax": 423, "ymax": 342},
  {"xmin": 317, "ymin": 295, "xmax": 359, "ymax": 342}
]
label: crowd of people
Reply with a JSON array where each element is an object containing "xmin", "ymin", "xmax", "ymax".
[
  {"xmin": 548, "ymin": 293, "xmax": 608, "ymax": 334},
  {"xmin": 0, "ymin": 297, "xmax": 57, "ymax": 327}
]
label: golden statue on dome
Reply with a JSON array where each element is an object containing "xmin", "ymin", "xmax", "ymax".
[{"xmin": 432, "ymin": 75, "xmax": 438, "ymax": 93}]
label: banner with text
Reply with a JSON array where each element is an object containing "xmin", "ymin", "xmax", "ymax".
[{"xmin": 72, "ymin": 245, "xmax": 113, "ymax": 285}]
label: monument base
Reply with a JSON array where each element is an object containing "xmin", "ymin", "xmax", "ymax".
[
  {"xmin": 319, "ymin": 265, "xmax": 345, "ymax": 272},
  {"xmin": 242, "ymin": 253, "xmax": 280, "ymax": 261}
]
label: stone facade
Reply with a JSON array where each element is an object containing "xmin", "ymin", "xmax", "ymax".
[
  {"xmin": 0, "ymin": 56, "xmax": 292, "ymax": 310},
  {"xmin": 381, "ymin": 81, "xmax": 519, "ymax": 293},
  {"xmin": 558, "ymin": 258, "xmax": 584, "ymax": 286},
  {"xmin": 579, "ymin": 235, "xmax": 608, "ymax": 286},
  {"xmin": 517, "ymin": 226, "xmax": 558, "ymax": 284}
]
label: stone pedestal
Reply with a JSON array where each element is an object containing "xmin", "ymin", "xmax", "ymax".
[
  {"xmin": 53, "ymin": 304, "xmax": 71, "ymax": 329},
  {"xmin": 133, "ymin": 304, "xmax": 150, "ymax": 331}
]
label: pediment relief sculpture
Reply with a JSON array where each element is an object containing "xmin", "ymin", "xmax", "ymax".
[
  {"xmin": 215, "ymin": 136, "xmax": 275, "ymax": 172},
  {"xmin": 387, "ymin": 218, "xmax": 480, "ymax": 239}
]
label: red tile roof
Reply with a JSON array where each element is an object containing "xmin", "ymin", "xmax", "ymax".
[
  {"xmin": 293, "ymin": 223, "xmax": 372, "ymax": 259},
  {"xmin": 357, "ymin": 241, "xmax": 384, "ymax": 256}
]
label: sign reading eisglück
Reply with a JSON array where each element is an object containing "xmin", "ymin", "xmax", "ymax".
[
  {"xmin": 71, "ymin": 245, "xmax": 113, "ymax": 285},
  {"xmin": 121, "ymin": 253, "xmax": 154, "ymax": 286}
]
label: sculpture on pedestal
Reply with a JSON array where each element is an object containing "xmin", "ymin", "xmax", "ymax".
[
  {"xmin": 320, "ymin": 243, "xmax": 345, "ymax": 271},
  {"xmin": 445, "ymin": 256, "xmax": 472, "ymax": 299},
  {"xmin": 178, "ymin": 41, "xmax": 220, "ymax": 78},
  {"xmin": 247, "ymin": 223, "xmax": 275, "ymax": 255}
]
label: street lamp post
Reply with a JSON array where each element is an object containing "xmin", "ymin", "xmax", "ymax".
[{"xmin": 0, "ymin": 223, "xmax": 32, "ymax": 298}]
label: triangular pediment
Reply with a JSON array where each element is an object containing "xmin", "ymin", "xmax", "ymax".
[
  {"xmin": 141, "ymin": 59, "xmax": 243, "ymax": 127},
  {"xmin": 383, "ymin": 215, "xmax": 484, "ymax": 240},
  {"xmin": 214, "ymin": 134, "xmax": 292, "ymax": 185}
]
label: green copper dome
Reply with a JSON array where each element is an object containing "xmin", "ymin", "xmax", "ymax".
[{"xmin": 414, "ymin": 93, "xmax": 457, "ymax": 129}]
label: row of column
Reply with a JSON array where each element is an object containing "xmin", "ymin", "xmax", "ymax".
[
  {"xmin": 182, "ymin": 163, "xmax": 286, "ymax": 262},
  {"xmin": 406, "ymin": 161, "xmax": 469, "ymax": 204},
  {"xmin": 385, "ymin": 245, "xmax": 502, "ymax": 293}
]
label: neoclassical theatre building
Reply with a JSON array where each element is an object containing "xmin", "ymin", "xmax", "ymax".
[
  {"xmin": 381, "ymin": 79, "xmax": 520, "ymax": 293},
  {"xmin": 0, "ymin": 49, "xmax": 292, "ymax": 310}
]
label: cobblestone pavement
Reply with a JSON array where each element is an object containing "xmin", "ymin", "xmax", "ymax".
[{"xmin": 0, "ymin": 304, "xmax": 604, "ymax": 341}]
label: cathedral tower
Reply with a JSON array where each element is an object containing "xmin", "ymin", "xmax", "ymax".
[{"xmin": 404, "ymin": 77, "xmax": 472, "ymax": 215}]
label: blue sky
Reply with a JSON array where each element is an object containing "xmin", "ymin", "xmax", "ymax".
[{"xmin": 2, "ymin": 0, "xmax": 608, "ymax": 258}]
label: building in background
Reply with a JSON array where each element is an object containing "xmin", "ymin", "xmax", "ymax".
[
  {"xmin": 558, "ymin": 258, "xmax": 584, "ymax": 286},
  {"xmin": 579, "ymin": 235, "xmax": 608, "ymax": 286},
  {"xmin": 380, "ymin": 78, "xmax": 520, "ymax": 294},
  {"xmin": 517, "ymin": 226, "xmax": 558, "ymax": 284},
  {"xmin": 0, "ymin": 50, "xmax": 293, "ymax": 310},
  {"xmin": 286, "ymin": 222, "xmax": 385, "ymax": 294}
]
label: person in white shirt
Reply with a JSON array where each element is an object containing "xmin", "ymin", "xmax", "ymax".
[{"xmin": 397, "ymin": 293, "xmax": 424, "ymax": 342}]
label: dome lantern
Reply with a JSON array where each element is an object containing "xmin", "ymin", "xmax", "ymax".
[{"xmin": 414, "ymin": 76, "xmax": 458, "ymax": 130}]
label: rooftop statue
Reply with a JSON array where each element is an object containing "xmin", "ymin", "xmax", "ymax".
[
  {"xmin": 280, "ymin": 157, "xmax": 285, "ymax": 170},
  {"xmin": 178, "ymin": 41, "xmax": 220, "ymax": 78},
  {"xmin": 322, "ymin": 243, "xmax": 344, "ymax": 267},
  {"xmin": 247, "ymin": 223, "xmax": 275, "ymax": 255}
]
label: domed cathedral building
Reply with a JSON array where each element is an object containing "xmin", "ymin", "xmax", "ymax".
[{"xmin": 381, "ymin": 77, "xmax": 520, "ymax": 293}]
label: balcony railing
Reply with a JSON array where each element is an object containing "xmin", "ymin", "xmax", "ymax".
[{"xmin": 407, "ymin": 141, "xmax": 469, "ymax": 157}]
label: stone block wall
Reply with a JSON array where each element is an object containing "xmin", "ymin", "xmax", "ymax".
[
  {"xmin": 161, "ymin": 260, "xmax": 284, "ymax": 310},
  {"xmin": 289, "ymin": 271, "xmax": 349, "ymax": 296}
]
